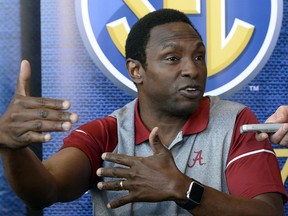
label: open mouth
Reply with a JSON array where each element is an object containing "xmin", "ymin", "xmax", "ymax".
[
  {"xmin": 184, "ymin": 87, "xmax": 197, "ymax": 92},
  {"xmin": 179, "ymin": 86, "xmax": 202, "ymax": 99}
]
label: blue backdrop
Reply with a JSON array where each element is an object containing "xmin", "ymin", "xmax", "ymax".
[
  {"xmin": 0, "ymin": 0, "xmax": 25, "ymax": 215},
  {"xmin": 0, "ymin": 0, "xmax": 288, "ymax": 215}
]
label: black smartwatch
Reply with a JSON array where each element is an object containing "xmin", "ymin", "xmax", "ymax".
[{"xmin": 178, "ymin": 181, "xmax": 204, "ymax": 210}]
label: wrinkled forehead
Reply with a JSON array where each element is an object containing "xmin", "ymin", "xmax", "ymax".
[{"xmin": 147, "ymin": 22, "xmax": 201, "ymax": 49}]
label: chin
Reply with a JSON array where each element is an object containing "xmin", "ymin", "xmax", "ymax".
[{"xmin": 170, "ymin": 103, "xmax": 199, "ymax": 118}]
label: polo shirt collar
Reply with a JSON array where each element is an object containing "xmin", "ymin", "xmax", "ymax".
[{"xmin": 134, "ymin": 97, "xmax": 210, "ymax": 145}]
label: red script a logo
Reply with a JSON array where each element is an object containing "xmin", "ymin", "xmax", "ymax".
[{"xmin": 188, "ymin": 150, "xmax": 206, "ymax": 168}]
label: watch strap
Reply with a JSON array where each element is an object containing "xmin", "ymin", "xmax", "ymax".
[{"xmin": 177, "ymin": 197, "xmax": 200, "ymax": 210}]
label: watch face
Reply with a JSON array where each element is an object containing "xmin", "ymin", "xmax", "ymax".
[{"xmin": 189, "ymin": 182, "xmax": 204, "ymax": 204}]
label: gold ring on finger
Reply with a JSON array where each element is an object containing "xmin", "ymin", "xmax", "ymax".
[{"xmin": 120, "ymin": 180, "xmax": 124, "ymax": 189}]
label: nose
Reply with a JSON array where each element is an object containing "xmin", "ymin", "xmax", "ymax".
[{"xmin": 181, "ymin": 58, "xmax": 199, "ymax": 78}]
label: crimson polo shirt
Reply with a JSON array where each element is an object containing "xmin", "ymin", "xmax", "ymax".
[{"xmin": 62, "ymin": 97, "xmax": 287, "ymax": 201}]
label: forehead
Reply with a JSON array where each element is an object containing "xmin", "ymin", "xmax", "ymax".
[{"xmin": 147, "ymin": 22, "xmax": 202, "ymax": 49}]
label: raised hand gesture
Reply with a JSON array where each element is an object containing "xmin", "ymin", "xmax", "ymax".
[{"xmin": 0, "ymin": 60, "xmax": 78, "ymax": 149}]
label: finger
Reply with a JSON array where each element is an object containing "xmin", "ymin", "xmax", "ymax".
[
  {"xmin": 278, "ymin": 135, "xmax": 288, "ymax": 146},
  {"xmin": 16, "ymin": 60, "xmax": 31, "ymax": 96},
  {"xmin": 14, "ymin": 96, "xmax": 72, "ymax": 110},
  {"xmin": 108, "ymin": 195, "xmax": 132, "ymax": 209},
  {"xmin": 12, "ymin": 120, "xmax": 73, "ymax": 135},
  {"xmin": 97, "ymin": 167, "xmax": 129, "ymax": 178},
  {"xmin": 149, "ymin": 127, "xmax": 166, "ymax": 154},
  {"xmin": 101, "ymin": 152, "xmax": 135, "ymax": 167},
  {"xmin": 10, "ymin": 108, "xmax": 78, "ymax": 123},
  {"xmin": 269, "ymin": 123, "xmax": 288, "ymax": 145},
  {"xmin": 18, "ymin": 131, "xmax": 52, "ymax": 144},
  {"xmin": 255, "ymin": 132, "xmax": 269, "ymax": 142},
  {"xmin": 97, "ymin": 179, "xmax": 127, "ymax": 191}
]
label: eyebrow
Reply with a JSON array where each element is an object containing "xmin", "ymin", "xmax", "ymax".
[
  {"xmin": 161, "ymin": 42, "xmax": 183, "ymax": 51},
  {"xmin": 160, "ymin": 40, "xmax": 205, "ymax": 51}
]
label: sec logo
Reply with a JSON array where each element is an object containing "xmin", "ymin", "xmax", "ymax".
[{"xmin": 75, "ymin": 0, "xmax": 283, "ymax": 97}]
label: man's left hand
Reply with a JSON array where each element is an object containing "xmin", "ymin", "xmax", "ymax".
[{"xmin": 96, "ymin": 127, "xmax": 190, "ymax": 208}]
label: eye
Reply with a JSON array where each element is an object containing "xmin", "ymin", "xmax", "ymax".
[
  {"xmin": 195, "ymin": 55, "xmax": 205, "ymax": 62},
  {"xmin": 164, "ymin": 56, "xmax": 180, "ymax": 63}
]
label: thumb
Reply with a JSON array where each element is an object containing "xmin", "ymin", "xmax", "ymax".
[
  {"xmin": 149, "ymin": 127, "xmax": 166, "ymax": 154},
  {"xmin": 266, "ymin": 106, "xmax": 288, "ymax": 123},
  {"xmin": 15, "ymin": 60, "xmax": 31, "ymax": 96}
]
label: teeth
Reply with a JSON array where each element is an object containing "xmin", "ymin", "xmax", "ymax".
[{"xmin": 186, "ymin": 87, "xmax": 196, "ymax": 91}]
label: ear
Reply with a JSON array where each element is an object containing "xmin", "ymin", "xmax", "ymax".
[{"xmin": 126, "ymin": 58, "xmax": 143, "ymax": 84}]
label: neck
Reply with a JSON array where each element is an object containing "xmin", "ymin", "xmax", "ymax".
[{"xmin": 138, "ymin": 102, "xmax": 189, "ymax": 147}]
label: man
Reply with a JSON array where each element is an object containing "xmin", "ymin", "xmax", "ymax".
[{"xmin": 0, "ymin": 8, "xmax": 287, "ymax": 216}]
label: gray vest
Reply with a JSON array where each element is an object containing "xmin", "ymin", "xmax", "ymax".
[{"xmin": 91, "ymin": 96, "xmax": 245, "ymax": 216}]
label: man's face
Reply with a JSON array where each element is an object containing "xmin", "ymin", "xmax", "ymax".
[{"xmin": 140, "ymin": 22, "xmax": 207, "ymax": 117}]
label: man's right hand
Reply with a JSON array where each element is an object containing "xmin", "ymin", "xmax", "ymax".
[{"xmin": 0, "ymin": 60, "xmax": 78, "ymax": 149}]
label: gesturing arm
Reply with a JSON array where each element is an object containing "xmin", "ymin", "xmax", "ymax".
[{"xmin": 0, "ymin": 60, "xmax": 91, "ymax": 209}]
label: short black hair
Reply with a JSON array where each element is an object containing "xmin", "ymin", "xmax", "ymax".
[{"xmin": 125, "ymin": 8, "xmax": 201, "ymax": 69}]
